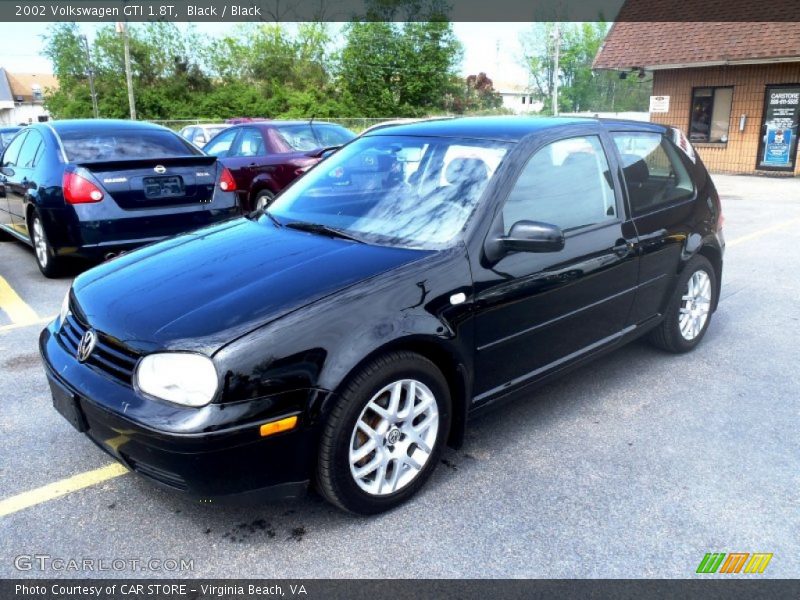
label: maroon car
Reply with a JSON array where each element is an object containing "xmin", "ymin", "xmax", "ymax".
[{"xmin": 203, "ymin": 121, "xmax": 355, "ymax": 211}]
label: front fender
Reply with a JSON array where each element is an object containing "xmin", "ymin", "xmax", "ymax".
[{"xmin": 212, "ymin": 245, "xmax": 475, "ymax": 427}]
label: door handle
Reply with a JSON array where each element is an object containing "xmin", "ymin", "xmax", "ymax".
[{"xmin": 612, "ymin": 240, "xmax": 634, "ymax": 258}]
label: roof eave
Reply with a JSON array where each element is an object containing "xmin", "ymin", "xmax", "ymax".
[{"xmin": 595, "ymin": 55, "xmax": 800, "ymax": 71}]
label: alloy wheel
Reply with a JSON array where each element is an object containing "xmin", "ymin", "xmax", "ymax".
[
  {"xmin": 32, "ymin": 217, "xmax": 48, "ymax": 268},
  {"xmin": 348, "ymin": 379, "xmax": 439, "ymax": 496},
  {"xmin": 679, "ymin": 270, "xmax": 711, "ymax": 341}
]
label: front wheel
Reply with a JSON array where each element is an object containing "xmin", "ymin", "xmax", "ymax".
[
  {"xmin": 316, "ymin": 352, "xmax": 451, "ymax": 515},
  {"xmin": 30, "ymin": 211, "xmax": 63, "ymax": 278},
  {"xmin": 649, "ymin": 255, "xmax": 717, "ymax": 353}
]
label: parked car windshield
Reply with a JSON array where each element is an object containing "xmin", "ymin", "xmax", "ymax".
[
  {"xmin": 273, "ymin": 124, "xmax": 355, "ymax": 152},
  {"xmin": 60, "ymin": 129, "xmax": 200, "ymax": 162},
  {"xmin": 268, "ymin": 135, "xmax": 510, "ymax": 249}
]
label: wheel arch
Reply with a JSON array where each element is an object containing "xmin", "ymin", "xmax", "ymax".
[
  {"xmin": 696, "ymin": 242, "xmax": 723, "ymax": 311},
  {"xmin": 323, "ymin": 335, "xmax": 471, "ymax": 450}
]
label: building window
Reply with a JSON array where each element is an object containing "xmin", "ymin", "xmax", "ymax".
[
  {"xmin": 689, "ymin": 87, "xmax": 733, "ymax": 143},
  {"xmin": 521, "ymin": 96, "xmax": 526, "ymax": 104},
  {"xmin": 31, "ymin": 84, "xmax": 43, "ymax": 102}
]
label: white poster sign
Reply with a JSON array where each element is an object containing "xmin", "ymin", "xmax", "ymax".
[{"xmin": 649, "ymin": 95, "xmax": 670, "ymax": 113}]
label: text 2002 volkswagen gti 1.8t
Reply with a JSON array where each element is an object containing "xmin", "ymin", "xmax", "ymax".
[{"xmin": 40, "ymin": 117, "xmax": 724, "ymax": 515}]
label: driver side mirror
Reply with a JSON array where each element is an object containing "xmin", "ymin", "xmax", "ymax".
[{"xmin": 485, "ymin": 220, "xmax": 565, "ymax": 264}]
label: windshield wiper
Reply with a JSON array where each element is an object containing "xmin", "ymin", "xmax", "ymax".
[
  {"xmin": 285, "ymin": 221, "xmax": 365, "ymax": 243},
  {"xmin": 262, "ymin": 210, "xmax": 283, "ymax": 228}
]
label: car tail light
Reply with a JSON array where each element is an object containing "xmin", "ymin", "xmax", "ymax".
[
  {"xmin": 218, "ymin": 167, "xmax": 236, "ymax": 192},
  {"xmin": 63, "ymin": 171, "xmax": 104, "ymax": 204}
]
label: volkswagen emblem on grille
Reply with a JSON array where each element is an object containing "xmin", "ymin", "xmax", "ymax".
[
  {"xmin": 76, "ymin": 329, "xmax": 97, "ymax": 363},
  {"xmin": 154, "ymin": 165, "xmax": 166, "ymax": 174}
]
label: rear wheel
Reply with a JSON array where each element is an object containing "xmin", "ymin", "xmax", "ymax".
[
  {"xmin": 316, "ymin": 351, "xmax": 451, "ymax": 515},
  {"xmin": 254, "ymin": 190, "xmax": 275, "ymax": 211},
  {"xmin": 30, "ymin": 211, "xmax": 63, "ymax": 278},
  {"xmin": 649, "ymin": 255, "xmax": 716, "ymax": 353}
]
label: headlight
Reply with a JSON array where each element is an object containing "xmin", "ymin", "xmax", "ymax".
[
  {"xmin": 58, "ymin": 290, "xmax": 71, "ymax": 326},
  {"xmin": 134, "ymin": 353, "xmax": 218, "ymax": 407}
]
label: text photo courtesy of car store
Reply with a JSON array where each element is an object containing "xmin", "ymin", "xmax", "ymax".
[{"xmin": 595, "ymin": 22, "xmax": 800, "ymax": 175}]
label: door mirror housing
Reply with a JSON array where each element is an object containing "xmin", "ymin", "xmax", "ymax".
[{"xmin": 485, "ymin": 220, "xmax": 565, "ymax": 264}]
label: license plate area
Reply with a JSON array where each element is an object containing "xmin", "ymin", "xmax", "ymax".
[
  {"xmin": 49, "ymin": 376, "xmax": 88, "ymax": 432},
  {"xmin": 143, "ymin": 175, "xmax": 184, "ymax": 199}
]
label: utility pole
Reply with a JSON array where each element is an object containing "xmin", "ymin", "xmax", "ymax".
[
  {"xmin": 80, "ymin": 35, "xmax": 99, "ymax": 118},
  {"xmin": 116, "ymin": 21, "xmax": 136, "ymax": 120},
  {"xmin": 552, "ymin": 23, "xmax": 560, "ymax": 116}
]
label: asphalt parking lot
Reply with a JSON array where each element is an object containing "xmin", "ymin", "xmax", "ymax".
[{"xmin": 0, "ymin": 173, "xmax": 798, "ymax": 579}]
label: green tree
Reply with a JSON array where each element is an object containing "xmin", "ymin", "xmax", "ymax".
[
  {"xmin": 337, "ymin": 20, "xmax": 462, "ymax": 117},
  {"xmin": 521, "ymin": 22, "xmax": 652, "ymax": 114}
]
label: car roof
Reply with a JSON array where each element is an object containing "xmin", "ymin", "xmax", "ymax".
[
  {"xmin": 48, "ymin": 119, "xmax": 174, "ymax": 135},
  {"xmin": 362, "ymin": 116, "xmax": 666, "ymax": 142},
  {"xmin": 233, "ymin": 121, "xmax": 348, "ymax": 130}
]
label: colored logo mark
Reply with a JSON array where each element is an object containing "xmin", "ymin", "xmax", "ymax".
[{"xmin": 696, "ymin": 552, "xmax": 773, "ymax": 574}]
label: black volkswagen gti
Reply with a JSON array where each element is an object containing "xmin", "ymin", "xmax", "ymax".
[
  {"xmin": 40, "ymin": 117, "xmax": 724, "ymax": 515},
  {"xmin": 0, "ymin": 119, "xmax": 240, "ymax": 277}
]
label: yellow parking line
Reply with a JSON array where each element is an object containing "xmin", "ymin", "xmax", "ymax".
[
  {"xmin": 0, "ymin": 463, "xmax": 128, "ymax": 518},
  {"xmin": 727, "ymin": 217, "xmax": 800, "ymax": 248},
  {"xmin": 0, "ymin": 275, "xmax": 39, "ymax": 325}
]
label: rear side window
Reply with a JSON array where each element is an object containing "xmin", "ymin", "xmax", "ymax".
[
  {"xmin": 59, "ymin": 129, "xmax": 199, "ymax": 163},
  {"xmin": 502, "ymin": 135, "xmax": 617, "ymax": 233},
  {"xmin": 232, "ymin": 128, "xmax": 266, "ymax": 157},
  {"xmin": 612, "ymin": 133, "xmax": 694, "ymax": 215},
  {"xmin": 16, "ymin": 130, "xmax": 43, "ymax": 169}
]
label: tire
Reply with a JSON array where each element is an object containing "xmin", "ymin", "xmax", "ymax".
[
  {"xmin": 316, "ymin": 351, "xmax": 451, "ymax": 515},
  {"xmin": 29, "ymin": 210, "xmax": 63, "ymax": 278},
  {"xmin": 648, "ymin": 255, "xmax": 717, "ymax": 353},
  {"xmin": 254, "ymin": 190, "xmax": 275, "ymax": 211}
]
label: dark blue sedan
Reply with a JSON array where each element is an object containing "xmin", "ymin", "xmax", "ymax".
[{"xmin": 0, "ymin": 120, "xmax": 240, "ymax": 277}]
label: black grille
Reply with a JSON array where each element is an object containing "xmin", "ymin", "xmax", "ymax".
[
  {"xmin": 57, "ymin": 313, "xmax": 140, "ymax": 385},
  {"xmin": 126, "ymin": 457, "xmax": 188, "ymax": 491}
]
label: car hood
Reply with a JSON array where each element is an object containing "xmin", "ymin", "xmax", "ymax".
[{"xmin": 72, "ymin": 217, "xmax": 429, "ymax": 354}]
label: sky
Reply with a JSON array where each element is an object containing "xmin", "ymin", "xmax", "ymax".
[{"xmin": 0, "ymin": 21, "xmax": 531, "ymax": 89}]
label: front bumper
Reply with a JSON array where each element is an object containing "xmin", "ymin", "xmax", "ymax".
[{"xmin": 39, "ymin": 324, "xmax": 322, "ymax": 502}]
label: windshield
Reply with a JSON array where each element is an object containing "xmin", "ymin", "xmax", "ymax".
[
  {"xmin": 60, "ymin": 129, "xmax": 200, "ymax": 162},
  {"xmin": 268, "ymin": 135, "xmax": 510, "ymax": 249}
]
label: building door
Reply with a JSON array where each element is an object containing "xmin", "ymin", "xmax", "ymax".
[{"xmin": 756, "ymin": 85, "xmax": 800, "ymax": 172}]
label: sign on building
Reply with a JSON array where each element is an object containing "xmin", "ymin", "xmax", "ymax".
[
  {"xmin": 758, "ymin": 86, "xmax": 799, "ymax": 170},
  {"xmin": 649, "ymin": 95, "xmax": 670, "ymax": 113}
]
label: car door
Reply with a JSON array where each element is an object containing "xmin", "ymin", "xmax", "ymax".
[
  {"xmin": 6, "ymin": 129, "xmax": 44, "ymax": 233},
  {"xmin": 470, "ymin": 129, "xmax": 640, "ymax": 403},
  {"xmin": 0, "ymin": 130, "xmax": 30, "ymax": 234},
  {"xmin": 610, "ymin": 131, "xmax": 698, "ymax": 324},
  {"xmin": 224, "ymin": 127, "xmax": 269, "ymax": 196}
]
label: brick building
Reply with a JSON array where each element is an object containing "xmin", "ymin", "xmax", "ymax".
[{"xmin": 594, "ymin": 20, "xmax": 800, "ymax": 176}]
